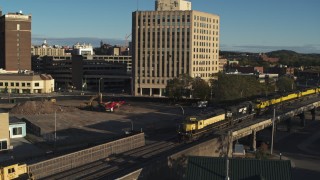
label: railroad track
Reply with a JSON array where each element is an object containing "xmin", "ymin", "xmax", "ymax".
[{"xmin": 42, "ymin": 136, "xmax": 179, "ymax": 180}]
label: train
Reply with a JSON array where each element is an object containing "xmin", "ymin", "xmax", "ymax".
[
  {"xmin": 178, "ymin": 87, "xmax": 320, "ymax": 141},
  {"xmin": 0, "ymin": 163, "xmax": 29, "ymax": 180}
]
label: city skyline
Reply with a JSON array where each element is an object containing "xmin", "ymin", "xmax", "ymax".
[{"xmin": 1, "ymin": 0, "xmax": 320, "ymax": 53}]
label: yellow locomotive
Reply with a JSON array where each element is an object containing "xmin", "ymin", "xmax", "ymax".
[
  {"xmin": 0, "ymin": 164, "xmax": 28, "ymax": 180},
  {"xmin": 178, "ymin": 87, "xmax": 320, "ymax": 140},
  {"xmin": 178, "ymin": 102, "xmax": 254, "ymax": 140}
]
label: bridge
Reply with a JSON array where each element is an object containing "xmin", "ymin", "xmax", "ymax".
[{"xmin": 227, "ymin": 96, "xmax": 320, "ymax": 155}]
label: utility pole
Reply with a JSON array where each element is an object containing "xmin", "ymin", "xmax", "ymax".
[
  {"xmin": 271, "ymin": 108, "xmax": 275, "ymax": 155},
  {"xmin": 225, "ymin": 131, "xmax": 231, "ymax": 180}
]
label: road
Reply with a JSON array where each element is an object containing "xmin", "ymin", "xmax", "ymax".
[{"xmin": 274, "ymin": 119, "xmax": 320, "ymax": 180}]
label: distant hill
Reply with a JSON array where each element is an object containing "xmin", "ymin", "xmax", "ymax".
[
  {"xmin": 221, "ymin": 50, "xmax": 320, "ymax": 67},
  {"xmin": 266, "ymin": 50, "xmax": 320, "ymax": 67}
]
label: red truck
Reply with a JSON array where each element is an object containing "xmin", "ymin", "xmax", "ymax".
[{"xmin": 104, "ymin": 101, "xmax": 125, "ymax": 112}]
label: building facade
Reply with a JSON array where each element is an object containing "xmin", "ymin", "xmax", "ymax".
[
  {"xmin": 73, "ymin": 43, "xmax": 94, "ymax": 55},
  {"xmin": 0, "ymin": 111, "xmax": 10, "ymax": 151},
  {"xmin": 0, "ymin": 71, "xmax": 54, "ymax": 94},
  {"xmin": 132, "ymin": 0, "xmax": 220, "ymax": 96},
  {"xmin": 31, "ymin": 41, "xmax": 68, "ymax": 57},
  {"xmin": 0, "ymin": 11, "xmax": 31, "ymax": 71},
  {"xmin": 32, "ymin": 55, "xmax": 131, "ymax": 93}
]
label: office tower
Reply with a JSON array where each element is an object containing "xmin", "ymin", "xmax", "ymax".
[
  {"xmin": 132, "ymin": 0, "xmax": 220, "ymax": 96},
  {"xmin": 0, "ymin": 10, "xmax": 32, "ymax": 71}
]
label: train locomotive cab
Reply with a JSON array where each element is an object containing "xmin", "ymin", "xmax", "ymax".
[{"xmin": 177, "ymin": 117, "xmax": 198, "ymax": 140}]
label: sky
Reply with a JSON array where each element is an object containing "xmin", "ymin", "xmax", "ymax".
[{"xmin": 1, "ymin": 0, "xmax": 320, "ymax": 53}]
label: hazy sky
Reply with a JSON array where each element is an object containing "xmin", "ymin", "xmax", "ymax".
[{"xmin": 1, "ymin": 0, "xmax": 320, "ymax": 53}]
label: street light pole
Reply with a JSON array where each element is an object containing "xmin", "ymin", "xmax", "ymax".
[
  {"xmin": 175, "ymin": 104, "xmax": 184, "ymax": 116},
  {"xmin": 54, "ymin": 110, "xmax": 57, "ymax": 142},
  {"xmin": 98, "ymin": 78, "xmax": 103, "ymax": 94}
]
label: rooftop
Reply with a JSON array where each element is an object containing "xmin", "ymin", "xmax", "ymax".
[{"xmin": 186, "ymin": 156, "xmax": 292, "ymax": 180}]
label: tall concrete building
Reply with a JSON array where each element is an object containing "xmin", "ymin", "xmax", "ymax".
[
  {"xmin": 132, "ymin": 0, "xmax": 220, "ymax": 96},
  {"xmin": 0, "ymin": 10, "xmax": 32, "ymax": 71}
]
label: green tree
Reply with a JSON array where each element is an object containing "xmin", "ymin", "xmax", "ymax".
[
  {"xmin": 192, "ymin": 78, "xmax": 210, "ymax": 100},
  {"xmin": 165, "ymin": 74, "xmax": 193, "ymax": 100},
  {"xmin": 276, "ymin": 76, "xmax": 295, "ymax": 92},
  {"xmin": 212, "ymin": 73, "xmax": 265, "ymax": 101}
]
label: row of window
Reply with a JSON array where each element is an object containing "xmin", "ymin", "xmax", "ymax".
[
  {"xmin": 193, "ymin": 61, "xmax": 218, "ymax": 66},
  {"xmin": 194, "ymin": 16, "xmax": 218, "ymax": 24},
  {"xmin": 139, "ymin": 14, "xmax": 191, "ymax": 21},
  {"xmin": 193, "ymin": 66, "xmax": 218, "ymax": 71},
  {"xmin": 0, "ymin": 82, "xmax": 40, "ymax": 87},
  {"xmin": 194, "ymin": 22, "xmax": 218, "ymax": 29},
  {"xmin": 193, "ymin": 72, "xmax": 216, "ymax": 78},
  {"xmin": 194, "ymin": 29, "xmax": 219, "ymax": 35}
]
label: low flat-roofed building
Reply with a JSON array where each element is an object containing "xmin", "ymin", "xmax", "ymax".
[
  {"xmin": 9, "ymin": 117, "xmax": 26, "ymax": 139},
  {"xmin": 0, "ymin": 110, "xmax": 10, "ymax": 151},
  {"xmin": 0, "ymin": 71, "xmax": 54, "ymax": 93}
]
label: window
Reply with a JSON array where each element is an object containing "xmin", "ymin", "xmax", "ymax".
[
  {"xmin": 22, "ymin": 83, "xmax": 25, "ymax": 87},
  {"xmin": 16, "ymin": 82, "xmax": 19, "ymax": 86},
  {"xmin": 0, "ymin": 82, "xmax": 3, "ymax": 86},
  {"xmin": 27, "ymin": 83, "xmax": 30, "ymax": 87},
  {"xmin": 8, "ymin": 168, "xmax": 15, "ymax": 174},
  {"xmin": 13, "ymin": 127, "xmax": 22, "ymax": 135},
  {"xmin": 17, "ymin": 24, "xmax": 20, "ymax": 30},
  {"xmin": 11, "ymin": 82, "xmax": 14, "ymax": 86},
  {"xmin": 5, "ymin": 82, "xmax": 8, "ymax": 86},
  {"xmin": 0, "ymin": 140, "xmax": 8, "ymax": 150}
]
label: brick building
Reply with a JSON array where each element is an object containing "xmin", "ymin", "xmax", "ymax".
[{"xmin": 0, "ymin": 10, "xmax": 31, "ymax": 71}]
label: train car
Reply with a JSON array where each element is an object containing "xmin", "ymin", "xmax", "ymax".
[
  {"xmin": 255, "ymin": 87, "xmax": 320, "ymax": 114},
  {"xmin": 301, "ymin": 88, "xmax": 317, "ymax": 96},
  {"xmin": 0, "ymin": 164, "xmax": 28, "ymax": 180}
]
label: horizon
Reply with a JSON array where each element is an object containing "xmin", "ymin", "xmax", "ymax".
[{"xmin": 2, "ymin": 0, "xmax": 320, "ymax": 54}]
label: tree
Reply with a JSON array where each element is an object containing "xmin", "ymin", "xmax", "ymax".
[
  {"xmin": 165, "ymin": 74, "xmax": 193, "ymax": 100},
  {"xmin": 276, "ymin": 76, "xmax": 295, "ymax": 92},
  {"xmin": 212, "ymin": 73, "xmax": 265, "ymax": 101},
  {"xmin": 192, "ymin": 78, "xmax": 210, "ymax": 100}
]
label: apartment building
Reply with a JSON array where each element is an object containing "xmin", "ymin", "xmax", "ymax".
[
  {"xmin": 0, "ymin": 10, "xmax": 32, "ymax": 71},
  {"xmin": 132, "ymin": 0, "xmax": 220, "ymax": 96}
]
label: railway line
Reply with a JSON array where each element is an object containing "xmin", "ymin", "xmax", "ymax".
[
  {"xmin": 41, "ymin": 114, "xmax": 261, "ymax": 179},
  {"xmin": 42, "ymin": 136, "xmax": 180, "ymax": 180}
]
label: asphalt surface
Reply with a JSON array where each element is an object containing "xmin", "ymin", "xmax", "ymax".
[{"xmin": 274, "ymin": 118, "xmax": 320, "ymax": 180}]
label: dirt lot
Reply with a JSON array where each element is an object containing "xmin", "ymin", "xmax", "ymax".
[{"xmin": 3, "ymin": 98, "xmax": 189, "ymax": 149}]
